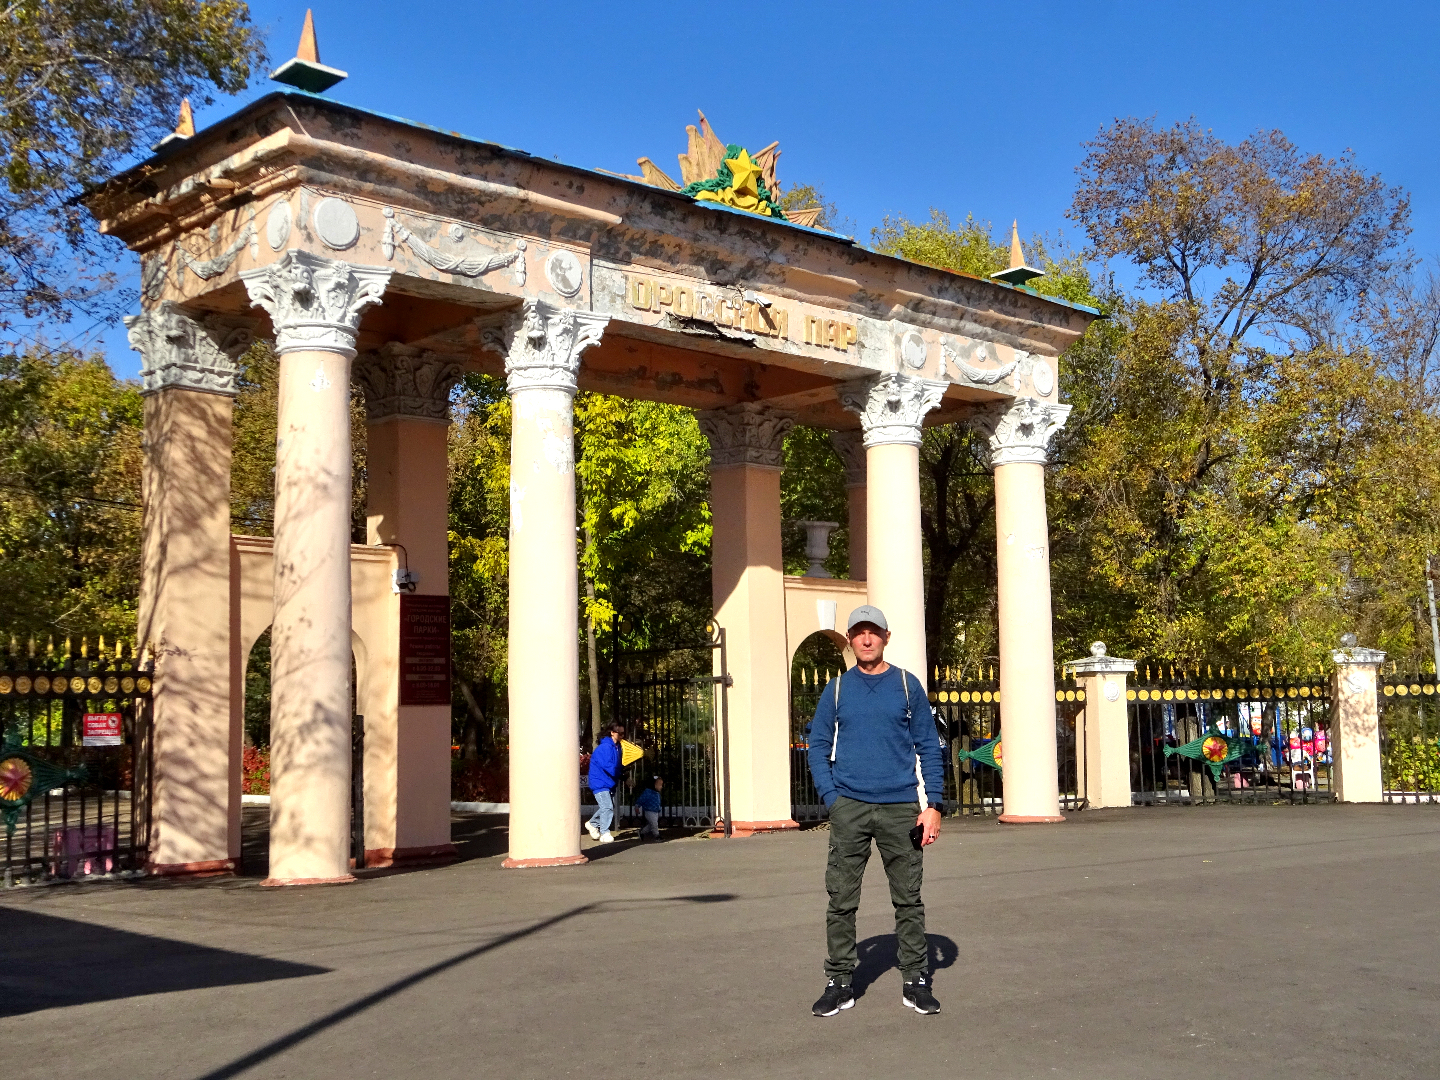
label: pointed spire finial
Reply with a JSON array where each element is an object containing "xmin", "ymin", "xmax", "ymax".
[
  {"xmin": 152, "ymin": 96, "xmax": 196, "ymax": 151},
  {"xmin": 270, "ymin": 8, "xmax": 348, "ymax": 93},
  {"xmin": 297, "ymin": 8, "xmax": 320, "ymax": 62},
  {"xmin": 989, "ymin": 220, "xmax": 1045, "ymax": 286}
]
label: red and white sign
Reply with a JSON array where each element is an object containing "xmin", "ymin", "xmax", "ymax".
[{"xmin": 82, "ymin": 713, "xmax": 123, "ymax": 747}]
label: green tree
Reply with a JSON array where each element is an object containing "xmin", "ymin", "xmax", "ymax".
[
  {"xmin": 1055, "ymin": 117, "xmax": 1436, "ymax": 667},
  {"xmin": 447, "ymin": 374, "xmax": 511, "ymax": 759},
  {"xmin": 0, "ymin": 347, "xmax": 143, "ymax": 637},
  {"xmin": 0, "ymin": 0, "xmax": 266, "ymax": 332}
]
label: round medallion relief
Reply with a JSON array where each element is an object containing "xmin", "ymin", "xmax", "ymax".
[
  {"xmin": 545, "ymin": 250, "xmax": 583, "ymax": 297},
  {"xmin": 313, "ymin": 197, "xmax": 360, "ymax": 250},
  {"xmin": 1104, "ymin": 681, "xmax": 1121, "ymax": 702},
  {"xmin": 1031, "ymin": 358, "xmax": 1055, "ymax": 396},
  {"xmin": 266, "ymin": 201, "xmax": 292, "ymax": 250},
  {"xmin": 899, "ymin": 331, "xmax": 927, "ymax": 370}
]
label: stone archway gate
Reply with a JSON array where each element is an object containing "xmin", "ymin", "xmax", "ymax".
[{"xmin": 86, "ymin": 90, "xmax": 1099, "ymax": 878}]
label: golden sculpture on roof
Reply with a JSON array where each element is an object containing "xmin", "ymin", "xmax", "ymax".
[{"xmin": 613, "ymin": 111, "xmax": 825, "ymax": 228}]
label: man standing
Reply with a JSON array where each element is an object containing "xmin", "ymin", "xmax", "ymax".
[
  {"xmin": 586, "ymin": 722, "xmax": 624, "ymax": 844},
  {"xmin": 806, "ymin": 605, "xmax": 945, "ymax": 1017}
]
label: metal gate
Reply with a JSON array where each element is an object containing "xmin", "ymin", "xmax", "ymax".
[
  {"xmin": 1128, "ymin": 665, "xmax": 1333, "ymax": 805},
  {"xmin": 0, "ymin": 639, "xmax": 153, "ymax": 885},
  {"xmin": 608, "ymin": 621, "xmax": 731, "ymax": 833}
]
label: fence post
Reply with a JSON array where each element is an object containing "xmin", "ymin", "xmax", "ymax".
[
  {"xmin": 1065, "ymin": 642, "xmax": 1135, "ymax": 809},
  {"xmin": 1330, "ymin": 638, "xmax": 1386, "ymax": 803}
]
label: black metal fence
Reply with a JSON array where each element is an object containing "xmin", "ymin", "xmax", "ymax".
[
  {"xmin": 0, "ymin": 638, "xmax": 153, "ymax": 885},
  {"xmin": 597, "ymin": 624, "xmax": 728, "ymax": 831},
  {"xmin": 1128, "ymin": 665, "xmax": 1333, "ymax": 805},
  {"xmin": 789, "ymin": 665, "xmax": 1087, "ymax": 819},
  {"xmin": 1380, "ymin": 669, "xmax": 1440, "ymax": 803}
]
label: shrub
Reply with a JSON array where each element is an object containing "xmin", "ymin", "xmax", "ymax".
[{"xmin": 242, "ymin": 745, "xmax": 270, "ymax": 795}]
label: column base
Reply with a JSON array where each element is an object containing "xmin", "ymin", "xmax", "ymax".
[
  {"xmin": 997, "ymin": 814, "xmax": 1067, "ymax": 824},
  {"xmin": 261, "ymin": 874, "xmax": 357, "ymax": 887},
  {"xmin": 361, "ymin": 844, "xmax": 458, "ymax": 869},
  {"xmin": 713, "ymin": 819, "xmax": 800, "ymax": 838},
  {"xmin": 502, "ymin": 853, "xmax": 588, "ymax": 869},
  {"xmin": 147, "ymin": 858, "xmax": 235, "ymax": 878}
]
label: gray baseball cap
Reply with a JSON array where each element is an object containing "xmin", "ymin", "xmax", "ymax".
[{"xmin": 846, "ymin": 605, "xmax": 889, "ymax": 633}]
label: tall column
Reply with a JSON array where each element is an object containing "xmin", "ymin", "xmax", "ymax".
[
  {"xmin": 241, "ymin": 250, "xmax": 391, "ymax": 884},
  {"xmin": 1331, "ymin": 639, "xmax": 1386, "ymax": 803},
  {"xmin": 829, "ymin": 431, "xmax": 868, "ymax": 580},
  {"xmin": 1066, "ymin": 642, "xmax": 1136, "ymax": 809},
  {"xmin": 970, "ymin": 398, "xmax": 1071, "ymax": 823},
  {"xmin": 699, "ymin": 403, "xmax": 796, "ymax": 835},
  {"xmin": 483, "ymin": 301, "xmax": 609, "ymax": 867},
  {"xmin": 127, "ymin": 302, "xmax": 252, "ymax": 875},
  {"xmin": 838, "ymin": 374, "xmax": 945, "ymax": 679},
  {"xmin": 353, "ymin": 345, "xmax": 464, "ymax": 865}
]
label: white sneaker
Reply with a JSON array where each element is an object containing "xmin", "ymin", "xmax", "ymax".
[
  {"xmin": 599, "ymin": 833, "xmax": 614, "ymax": 844},
  {"xmin": 586, "ymin": 822, "xmax": 600, "ymax": 840}
]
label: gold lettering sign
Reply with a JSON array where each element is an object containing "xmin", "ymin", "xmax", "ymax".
[
  {"xmin": 628, "ymin": 275, "xmax": 862, "ymax": 349},
  {"xmin": 803, "ymin": 315, "xmax": 857, "ymax": 352}
]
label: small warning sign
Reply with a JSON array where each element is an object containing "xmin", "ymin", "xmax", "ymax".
[{"xmin": 82, "ymin": 713, "xmax": 123, "ymax": 747}]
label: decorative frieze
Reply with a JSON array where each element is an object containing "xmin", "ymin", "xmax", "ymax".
[
  {"xmin": 836, "ymin": 373, "xmax": 945, "ymax": 448},
  {"xmin": 967, "ymin": 397, "xmax": 1072, "ymax": 467},
  {"xmin": 479, "ymin": 298, "xmax": 609, "ymax": 396},
  {"xmin": 941, "ymin": 338, "xmax": 1019, "ymax": 388},
  {"xmin": 829, "ymin": 430, "xmax": 867, "ymax": 487},
  {"xmin": 174, "ymin": 221, "xmax": 255, "ymax": 284},
  {"xmin": 239, "ymin": 250, "xmax": 391, "ymax": 357},
  {"xmin": 123, "ymin": 301, "xmax": 255, "ymax": 397},
  {"xmin": 697, "ymin": 402, "xmax": 795, "ymax": 470},
  {"xmin": 353, "ymin": 345, "xmax": 465, "ymax": 423},
  {"xmin": 382, "ymin": 207, "xmax": 522, "ymax": 279}
]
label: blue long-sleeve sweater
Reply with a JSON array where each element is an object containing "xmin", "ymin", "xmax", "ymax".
[{"xmin": 807, "ymin": 665, "xmax": 945, "ymax": 808}]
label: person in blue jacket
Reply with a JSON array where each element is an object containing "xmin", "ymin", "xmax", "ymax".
[
  {"xmin": 586, "ymin": 723, "xmax": 625, "ymax": 844},
  {"xmin": 806, "ymin": 605, "xmax": 946, "ymax": 1018},
  {"xmin": 637, "ymin": 775, "xmax": 664, "ymax": 840}
]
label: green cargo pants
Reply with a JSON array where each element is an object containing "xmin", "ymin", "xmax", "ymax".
[{"xmin": 824, "ymin": 795, "xmax": 927, "ymax": 983}]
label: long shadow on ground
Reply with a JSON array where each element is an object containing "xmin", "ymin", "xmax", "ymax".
[{"xmin": 0, "ymin": 909, "xmax": 328, "ymax": 1016}]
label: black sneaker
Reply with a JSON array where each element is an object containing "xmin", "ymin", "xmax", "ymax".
[
  {"xmin": 902, "ymin": 975, "xmax": 940, "ymax": 1014},
  {"xmin": 811, "ymin": 978, "xmax": 855, "ymax": 1016}
]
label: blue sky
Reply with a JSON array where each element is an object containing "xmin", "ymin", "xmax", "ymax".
[{"xmin": 91, "ymin": 0, "xmax": 1440, "ymax": 378}]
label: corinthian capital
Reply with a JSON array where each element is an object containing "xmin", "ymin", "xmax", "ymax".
[
  {"xmin": 968, "ymin": 397, "xmax": 1072, "ymax": 466},
  {"xmin": 353, "ymin": 345, "xmax": 466, "ymax": 424},
  {"xmin": 478, "ymin": 299, "xmax": 609, "ymax": 396},
  {"xmin": 697, "ymin": 403, "xmax": 796, "ymax": 470},
  {"xmin": 239, "ymin": 250, "xmax": 391, "ymax": 358},
  {"xmin": 829, "ymin": 431, "xmax": 867, "ymax": 487},
  {"xmin": 836, "ymin": 373, "xmax": 946, "ymax": 448},
  {"xmin": 123, "ymin": 301, "xmax": 255, "ymax": 397}
]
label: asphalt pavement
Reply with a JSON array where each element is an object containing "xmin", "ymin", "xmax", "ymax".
[{"xmin": 2, "ymin": 804, "xmax": 1437, "ymax": 1079}]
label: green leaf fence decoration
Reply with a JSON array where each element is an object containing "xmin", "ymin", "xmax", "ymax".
[
  {"xmin": 1163, "ymin": 726, "xmax": 1245, "ymax": 782},
  {"xmin": 0, "ymin": 730, "xmax": 87, "ymax": 836},
  {"xmin": 957, "ymin": 738, "xmax": 1002, "ymax": 772}
]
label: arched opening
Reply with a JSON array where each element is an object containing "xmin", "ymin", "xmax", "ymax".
[{"xmin": 790, "ymin": 630, "xmax": 849, "ymax": 820}]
